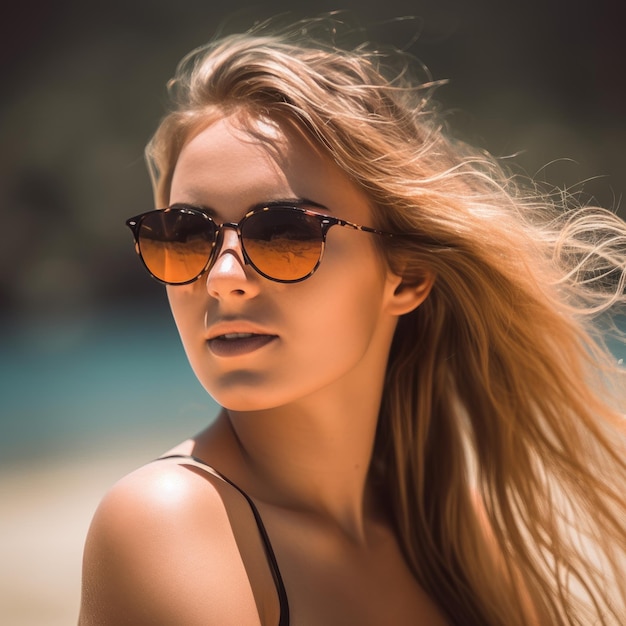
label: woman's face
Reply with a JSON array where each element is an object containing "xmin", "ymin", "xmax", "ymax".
[{"xmin": 166, "ymin": 114, "xmax": 410, "ymax": 412}]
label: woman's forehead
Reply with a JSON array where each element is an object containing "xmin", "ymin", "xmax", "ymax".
[{"xmin": 171, "ymin": 114, "xmax": 374, "ymax": 223}]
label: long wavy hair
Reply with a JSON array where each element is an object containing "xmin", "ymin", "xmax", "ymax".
[{"xmin": 145, "ymin": 17, "xmax": 626, "ymax": 626}]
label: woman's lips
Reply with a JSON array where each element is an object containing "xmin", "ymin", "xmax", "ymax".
[{"xmin": 207, "ymin": 333, "xmax": 277, "ymax": 357}]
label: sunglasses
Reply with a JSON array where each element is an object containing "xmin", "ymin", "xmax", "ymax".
[{"xmin": 126, "ymin": 204, "xmax": 394, "ymax": 285}]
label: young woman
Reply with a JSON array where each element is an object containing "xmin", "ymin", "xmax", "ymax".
[{"xmin": 79, "ymin": 17, "xmax": 626, "ymax": 626}]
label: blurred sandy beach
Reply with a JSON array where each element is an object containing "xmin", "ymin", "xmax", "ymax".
[{"xmin": 0, "ymin": 439, "xmax": 180, "ymax": 626}]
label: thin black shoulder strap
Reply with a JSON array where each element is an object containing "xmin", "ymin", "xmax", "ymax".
[{"xmin": 157, "ymin": 454, "xmax": 290, "ymax": 626}]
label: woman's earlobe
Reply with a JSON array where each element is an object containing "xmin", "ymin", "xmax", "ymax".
[{"xmin": 386, "ymin": 271, "xmax": 435, "ymax": 316}]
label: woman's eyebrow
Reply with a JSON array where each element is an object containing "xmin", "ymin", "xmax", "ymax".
[
  {"xmin": 169, "ymin": 197, "xmax": 330, "ymax": 219},
  {"xmin": 252, "ymin": 197, "xmax": 329, "ymax": 212},
  {"xmin": 169, "ymin": 201, "xmax": 220, "ymax": 218}
]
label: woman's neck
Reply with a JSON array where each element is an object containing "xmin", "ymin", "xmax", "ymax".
[{"xmin": 196, "ymin": 379, "xmax": 385, "ymax": 542}]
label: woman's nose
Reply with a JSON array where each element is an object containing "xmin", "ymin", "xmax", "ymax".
[{"xmin": 205, "ymin": 228, "xmax": 260, "ymax": 300}]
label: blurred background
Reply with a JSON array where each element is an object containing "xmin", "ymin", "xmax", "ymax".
[{"xmin": 1, "ymin": 0, "xmax": 625, "ymax": 623}]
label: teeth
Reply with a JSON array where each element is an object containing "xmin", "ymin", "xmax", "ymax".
[{"xmin": 220, "ymin": 332, "xmax": 255, "ymax": 340}]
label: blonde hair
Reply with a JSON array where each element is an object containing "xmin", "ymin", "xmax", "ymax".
[{"xmin": 145, "ymin": 17, "xmax": 626, "ymax": 626}]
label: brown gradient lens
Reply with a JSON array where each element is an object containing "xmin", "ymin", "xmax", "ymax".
[
  {"xmin": 241, "ymin": 209, "xmax": 323, "ymax": 281},
  {"xmin": 138, "ymin": 210, "xmax": 215, "ymax": 284}
]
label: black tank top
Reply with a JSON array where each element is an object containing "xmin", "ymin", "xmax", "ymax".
[{"xmin": 157, "ymin": 454, "xmax": 290, "ymax": 626}]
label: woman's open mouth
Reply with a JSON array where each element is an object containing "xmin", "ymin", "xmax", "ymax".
[{"xmin": 207, "ymin": 333, "xmax": 277, "ymax": 357}]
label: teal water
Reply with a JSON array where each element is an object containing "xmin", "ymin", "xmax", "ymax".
[
  {"xmin": 0, "ymin": 310, "xmax": 218, "ymax": 463},
  {"xmin": 1, "ymin": 310, "xmax": 624, "ymax": 464}
]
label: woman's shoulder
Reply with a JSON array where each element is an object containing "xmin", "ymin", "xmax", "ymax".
[
  {"xmin": 85, "ymin": 457, "xmax": 232, "ymax": 543},
  {"xmin": 79, "ymin": 456, "xmax": 264, "ymax": 626}
]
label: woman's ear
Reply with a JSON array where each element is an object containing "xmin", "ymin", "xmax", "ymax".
[{"xmin": 384, "ymin": 270, "xmax": 435, "ymax": 316}]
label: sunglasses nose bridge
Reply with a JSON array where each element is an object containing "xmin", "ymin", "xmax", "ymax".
[
  {"xmin": 210, "ymin": 221, "xmax": 248, "ymax": 267},
  {"xmin": 215, "ymin": 221, "xmax": 242, "ymax": 246}
]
